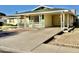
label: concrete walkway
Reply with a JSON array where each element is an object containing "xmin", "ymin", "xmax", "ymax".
[
  {"xmin": 32, "ymin": 44, "xmax": 79, "ymax": 53},
  {"xmin": 48, "ymin": 28, "xmax": 79, "ymax": 48},
  {"xmin": 0, "ymin": 28, "xmax": 61, "ymax": 52},
  {"xmin": 32, "ymin": 28, "xmax": 79, "ymax": 53}
]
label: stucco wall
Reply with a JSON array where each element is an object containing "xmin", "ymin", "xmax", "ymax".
[
  {"xmin": 70, "ymin": 15, "xmax": 74, "ymax": 26},
  {"xmin": 44, "ymin": 14, "xmax": 52, "ymax": 27},
  {"xmin": 52, "ymin": 14, "xmax": 60, "ymax": 26}
]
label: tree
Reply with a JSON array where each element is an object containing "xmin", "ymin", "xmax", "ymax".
[{"xmin": 0, "ymin": 12, "xmax": 6, "ymax": 16}]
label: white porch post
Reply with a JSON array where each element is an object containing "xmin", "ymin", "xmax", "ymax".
[
  {"xmin": 17, "ymin": 18, "xmax": 19, "ymax": 28},
  {"xmin": 62, "ymin": 13, "xmax": 65, "ymax": 30},
  {"xmin": 39, "ymin": 14, "xmax": 44, "ymax": 28},
  {"xmin": 67, "ymin": 14, "xmax": 69, "ymax": 29},
  {"xmin": 17, "ymin": 17, "xmax": 20, "ymax": 28},
  {"xmin": 39, "ymin": 14, "xmax": 41, "ymax": 23},
  {"xmin": 24, "ymin": 16, "xmax": 27, "ymax": 29},
  {"xmin": 60, "ymin": 14, "xmax": 63, "ymax": 30}
]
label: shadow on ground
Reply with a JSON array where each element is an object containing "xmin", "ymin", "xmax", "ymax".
[{"xmin": 0, "ymin": 31, "xmax": 18, "ymax": 37}]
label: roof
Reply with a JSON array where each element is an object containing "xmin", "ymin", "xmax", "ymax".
[
  {"xmin": 17, "ymin": 6, "xmax": 68, "ymax": 14},
  {"xmin": 33, "ymin": 6, "xmax": 65, "ymax": 11}
]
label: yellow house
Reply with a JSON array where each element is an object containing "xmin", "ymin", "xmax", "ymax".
[{"xmin": 8, "ymin": 6, "xmax": 77, "ymax": 31}]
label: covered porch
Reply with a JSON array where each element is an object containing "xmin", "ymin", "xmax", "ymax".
[
  {"xmin": 19, "ymin": 13, "xmax": 74, "ymax": 31},
  {"xmin": 43, "ymin": 13, "xmax": 74, "ymax": 31}
]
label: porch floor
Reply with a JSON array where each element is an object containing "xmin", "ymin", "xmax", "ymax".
[{"xmin": 0, "ymin": 27, "xmax": 61, "ymax": 52}]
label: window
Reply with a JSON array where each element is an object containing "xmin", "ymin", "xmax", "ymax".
[
  {"xmin": 29, "ymin": 16, "xmax": 33, "ymax": 20},
  {"xmin": 34, "ymin": 16, "xmax": 39, "ymax": 22},
  {"xmin": 9, "ymin": 19, "xmax": 14, "ymax": 23},
  {"xmin": 42, "ymin": 15, "xmax": 44, "ymax": 19}
]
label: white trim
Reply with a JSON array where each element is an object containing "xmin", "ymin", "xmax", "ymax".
[
  {"xmin": 32, "ymin": 5, "xmax": 53, "ymax": 11},
  {"xmin": 62, "ymin": 13, "xmax": 65, "ymax": 30},
  {"xmin": 60, "ymin": 14, "xmax": 63, "ymax": 30}
]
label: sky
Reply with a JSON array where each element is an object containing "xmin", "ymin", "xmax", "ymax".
[{"xmin": 0, "ymin": 5, "xmax": 79, "ymax": 15}]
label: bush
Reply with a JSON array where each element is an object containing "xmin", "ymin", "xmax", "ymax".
[{"xmin": 4, "ymin": 24, "xmax": 17, "ymax": 26}]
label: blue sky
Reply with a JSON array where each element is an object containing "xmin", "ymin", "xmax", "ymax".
[{"xmin": 0, "ymin": 5, "xmax": 79, "ymax": 15}]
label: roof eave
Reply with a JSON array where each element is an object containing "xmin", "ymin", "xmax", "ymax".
[{"xmin": 15, "ymin": 10, "xmax": 69, "ymax": 15}]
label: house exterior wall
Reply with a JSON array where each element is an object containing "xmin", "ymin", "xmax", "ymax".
[
  {"xmin": 69, "ymin": 15, "xmax": 74, "ymax": 27},
  {"xmin": 43, "ymin": 13, "xmax": 74, "ymax": 28},
  {"xmin": 44, "ymin": 14, "xmax": 52, "ymax": 27},
  {"xmin": 11, "ymin": 13, "xmax": 75, "ymax": 29},
  {"xmin": 44, "ymin": 13, "xmax": 74, "ymax": 28},
  {"xmin": 52, "ymin": 14, "xmax": 60, "ymax": 26}
]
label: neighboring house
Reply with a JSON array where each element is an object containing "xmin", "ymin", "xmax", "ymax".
[
  {"xmin": 6, "ymin": 16, "xmax": 20, "ymax": 25},
  {"xmin": 8, "ymin": 6, "xmax": 77, "ymax": 31},
  {"xmin": 0, "ymin": 12, "xmax": 6, "ymax": 26}
]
